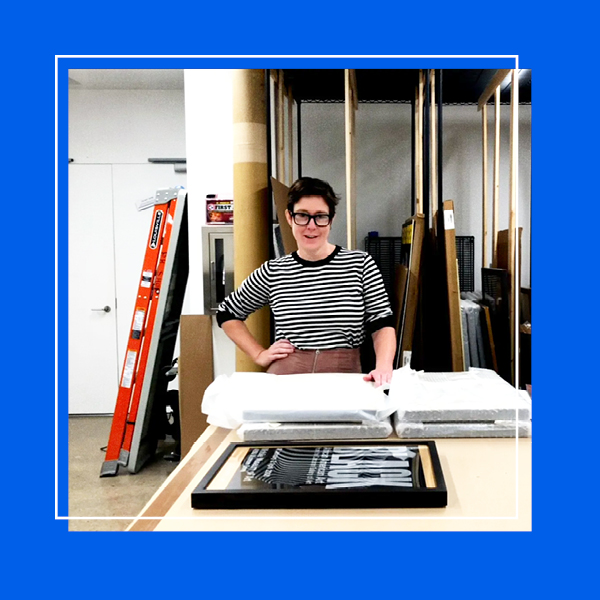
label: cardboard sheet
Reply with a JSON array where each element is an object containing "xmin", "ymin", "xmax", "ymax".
[{"xmin": 179, "ymin": 315, "xmax": 214, "ymax": 457}]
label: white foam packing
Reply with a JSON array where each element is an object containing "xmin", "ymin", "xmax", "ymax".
[
  {"xmin": 201, "ymin": 372, "xmax": 399, "ymax": 429},
  {"xmin": 393, "ymin": 416, "xmax": 532, "ymax": 438},
  {"xmin": 237, "ymin": 418, "xmax": 393, "ymax": 442}
]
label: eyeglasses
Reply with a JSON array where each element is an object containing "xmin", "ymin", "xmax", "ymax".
[{"xmin": 290, "ymin": 211, "xmax": 331, "ymax": 227}]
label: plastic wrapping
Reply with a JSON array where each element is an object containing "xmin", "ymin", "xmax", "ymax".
[
  {"xmin": 201, "ymin": 372, "xmax": 398, "ymax": 429},
  {"xmin": 237, "ymin": 418, "xmax": 393, "ymax": 442},
  {"xmin": 390, "ymin": 366, "xmax": 532, "ymax": 438},
  {"xmin": 460, "ymin": 299, "xmax": 487, "ymax": 368},
  {"xmin": 389, "ymin": 366, "xmax": 531, "ymax": 422}
]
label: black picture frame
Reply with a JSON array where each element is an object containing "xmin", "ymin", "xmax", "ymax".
[{"xmin": 191, "ymin": 440, "xmax": 447, "ymax": 510}]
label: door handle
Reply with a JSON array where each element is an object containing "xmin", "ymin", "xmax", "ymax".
[{"xmin": 91, "ymin": 306, "xmax": 111, "ymax": 313}]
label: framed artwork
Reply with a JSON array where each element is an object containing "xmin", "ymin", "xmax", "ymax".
[{"xmin": 192, "ymin": 440, "xmax": 447, "ymax": 509}]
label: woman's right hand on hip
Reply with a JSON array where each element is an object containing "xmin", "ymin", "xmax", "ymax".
[{"xmin": 254, "ymin": 340, "xmax": 295, "ymax": 367}]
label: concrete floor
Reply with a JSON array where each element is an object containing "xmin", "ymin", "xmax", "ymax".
[{"xmin": 68, "ymin": 415, "xmax": 179, "ymax": 531}]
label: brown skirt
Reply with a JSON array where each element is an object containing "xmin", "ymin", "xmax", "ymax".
[{"xmin": 266, "ymin": 348, "xmax": 361, "ymax": 375}]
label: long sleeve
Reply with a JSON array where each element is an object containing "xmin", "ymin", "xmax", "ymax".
[
  {"xmin": 216, "ymin": 261, "xmax": 271, "ymax": 326},
  {"xmin": 362, "ymin": 254, "xmax": 394, "ymax": 333}
]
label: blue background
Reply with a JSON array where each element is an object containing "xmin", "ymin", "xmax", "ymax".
[{"xmin": 2, "ymin": 1, "xmax": 598, "ymax": 598}]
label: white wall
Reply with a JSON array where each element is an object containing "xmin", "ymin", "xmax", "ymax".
[
  {"xmin": 300, "ymin": 102, "xmax": 532, "ymax": 290},
  {"xmin": 444, "ymin": 104, "xmax": 532, "ymax": 290},
  {"xmin": 69, "ymin": 89, "xmax": 186, "ymax": 163},
  {"xmin": 183, "ymin": 69, "xmax": 236, "ymax": 377}
]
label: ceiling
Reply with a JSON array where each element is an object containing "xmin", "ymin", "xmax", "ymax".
[
  {"xmin": 68, "ymin": 68, "xmax": 531, "ymax": 105},
  {"xmin": 68, "ymin": 69, "xmax": 184, "ymax": 90},
  {"xmin": 284, "ymin": 69, "xmax": 531, "ymax": 104}
]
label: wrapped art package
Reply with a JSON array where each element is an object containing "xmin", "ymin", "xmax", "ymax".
[
  {"xmin": 460, "ymin": 299, "xmax": 488, "ymax": 368},
  {"xmin": 202, "ymin": 372, "xmax": 398, "ymax": 429},
  {"xmin": 390, "ymin": 366, "xmax": 531, "ymax": 422},
  {"xmin": 237, "ymin": 418, "xmax": 393, "ymax": 442}
]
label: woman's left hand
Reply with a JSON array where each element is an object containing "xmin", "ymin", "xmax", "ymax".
[
  {"xmin": 366, "ymin": 327, "xmax": 396, "ymax": 387},
  {"xmin": 363, "ymin": 368, "xmax": 393, "ymax": 388}
]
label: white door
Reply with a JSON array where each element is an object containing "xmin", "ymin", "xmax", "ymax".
[
  {"xmin": 69, "ymin": 163, "xmax": 187, "ymax": 414},
  {"xmin": 69, "ymin": 164, "xmax": 119, "ymax": 414}
]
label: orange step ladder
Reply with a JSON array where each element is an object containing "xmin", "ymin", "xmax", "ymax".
[{"xmin": 100, "ymin": 188, "xmax": 184, "ymax": 477}]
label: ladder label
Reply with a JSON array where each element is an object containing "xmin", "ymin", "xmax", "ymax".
[
  {"xmin": 140, "ymin": 269, "xmax": 152, "ymax": 288},
  {"xmin": 121, "ymin": 350, "xmax": 137, "ymax": 389},
  {"xmin": 131, "ymin": 309, "xmax": 146, "ymax": 339},
  {"xmin": 149, "ymin": 210, "xmax": 164, "ymax": 249},
  {"xmin": 444, "ymin": 209, "xmax": 455, "ymax": 230}
]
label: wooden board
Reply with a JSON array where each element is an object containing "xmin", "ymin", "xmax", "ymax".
[
  {"xmin": 395, "ymin": 214, "xmax": 425, "ymax": 368},
  {"xmin": 482, "ymin": 305, "xmax": 498, "ymax": 372},
  {"xmin": 508, "ymin": 69, "xmax": 519, "ymax": 386},
  {"xmin": 477, "ymin": 69, "xmax": 511, "ymax": 111},
  {"xmin": 482, "ymin": 103, "xmax": 489, "ymax": 269},
  {"xmin": 270, "ymin": 176, "xmax": 297, "ymax": 255},
  {"xmin": 492, "ymin": 88, "xmax": 500, "ymax": 265},
  {"xmin": 345, "ymin": 69, "xmax": 357, "ymax": 249},
  {"xmin": 179, "ymin": 315, "xmax": 214, "ymax": 458},
  {"xmin": 442, "ymin": 200, "xmax": 465, "ymax": 371},
  {"xmin": 496, "ymin": 227, "xmax": 522, "ymax": 288},
  {"xmin": 393, "ymin": 264, "xmax": 409, "ymax": 334}
]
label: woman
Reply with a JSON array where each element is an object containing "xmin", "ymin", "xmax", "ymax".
[{"xmin": 216, "ymin": 177, "xmax": 396, "ymax": 387}]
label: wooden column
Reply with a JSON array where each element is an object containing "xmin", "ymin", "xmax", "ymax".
[
  {"xmin": 277, "ymin": 70, "xmax": 285, "ymax": 182},
  {"xmin": 416, "ymin": 71, "xmax": 424, "ymax": 214},
  {"xmin": 430, "ymin": 70, "xmax": 438, "ymax": 218},
  {"xmin": 287, "ymin": 83, "xmax": 294, "ymax": 185},
  {"xmin": 482, "ymin": 103, "xmax": 489, "ymax": 269},
  {"xmin": 477, "ymin": 70, "xmax": 510, "ymax": 267},
  {"xmin": 272, "ymin": 72, "xmax": 294, "ymax": 186},
  {"xmin": 232, "ymin": 69, "xmax": 271, "ymax": 372},
  {"xmin": 413, "ymin": 90, "xmax": 418, "ymax": 214},
  {"xmin": 345, "ymin": 69, "xmax": 358, "ymax": 249},
  {"xmin": 493, "ymin": 87, "xmax": 500, "ymax": 265},
  {"xmin": 509, "ymin": 69, "xmax": 519, "ymax": 385}
]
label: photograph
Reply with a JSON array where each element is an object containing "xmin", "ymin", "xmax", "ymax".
[{"xmin": 62, "ymin": 60, "xmax": 533, "ymax": 533}]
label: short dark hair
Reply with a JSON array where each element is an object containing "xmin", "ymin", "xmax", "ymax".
[{"xmin": 287, "ymin": 177, "xmax": 340, "ymax": 219}]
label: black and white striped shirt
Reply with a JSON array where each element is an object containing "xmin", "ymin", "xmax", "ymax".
[{"xmin": 217, "ymin": 246, "xmax": 393, "ymax": 350}]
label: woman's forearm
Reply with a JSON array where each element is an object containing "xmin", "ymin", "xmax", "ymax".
[
  {"xmin": 221, "ymin": 319, "xmax": 265, "ymax": 362},
  {"xmin": 222, "ymin": 319, "xmax": 295, "ymax": 367},
  {"xmin": 363, "ymin": 326, "xmax": 397, "ymax": 387},
  {"xmin": 372, "ymin": 326, "xmax": 396, "ymax": 370}
]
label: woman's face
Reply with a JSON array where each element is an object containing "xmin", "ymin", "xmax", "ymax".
[{"xmin": 285, "ymin": 195, "xmax": 332, "ymax": 259}]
